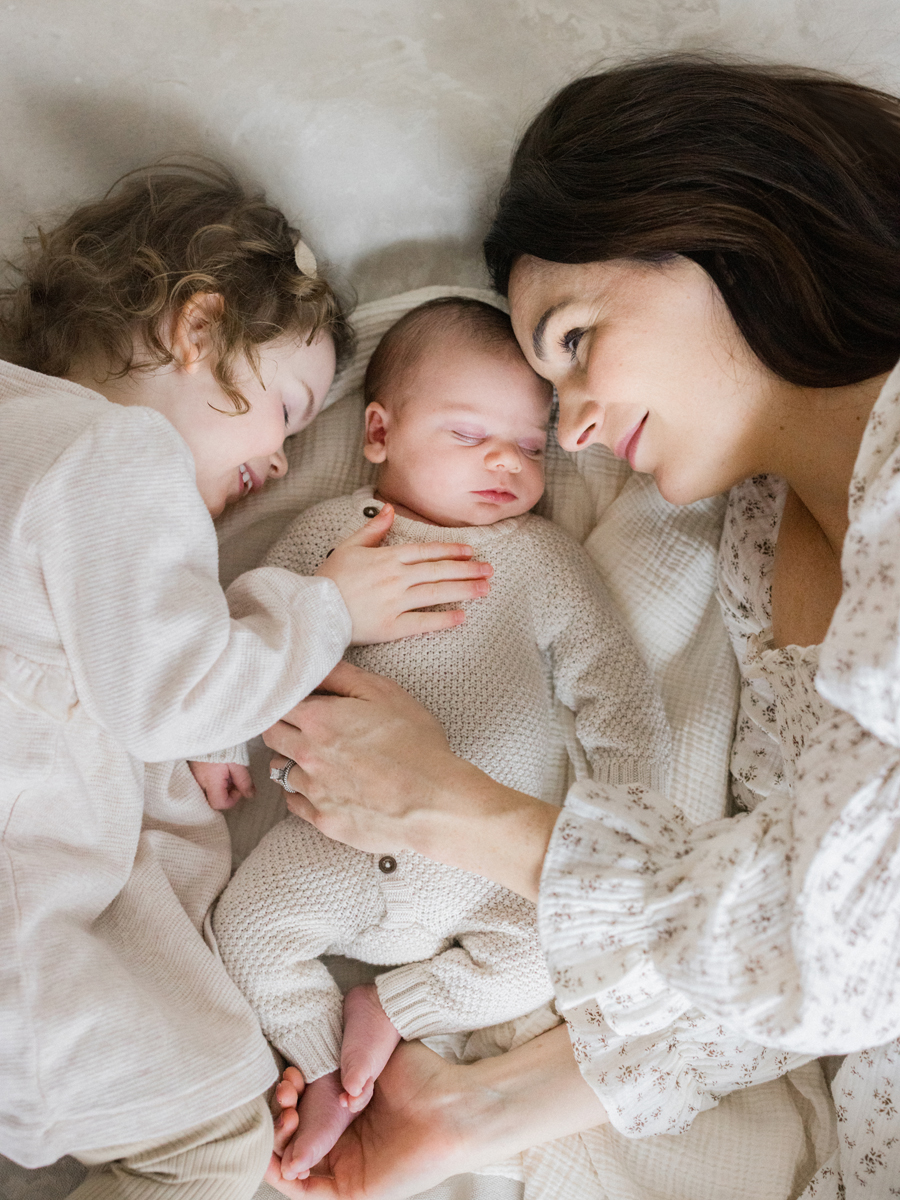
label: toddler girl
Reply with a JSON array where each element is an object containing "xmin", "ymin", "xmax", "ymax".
[
  {"xmin": 210, "ymin": 298, "xmax": 672, "ymax": 1182},
  {"xmin": 0, "ymin": 166, "xmax": 488, "ymax": 1200}
]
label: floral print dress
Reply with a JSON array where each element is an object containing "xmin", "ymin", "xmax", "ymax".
[{"xmin": 538, "ymin": 362, "xmax": 900, "ymax": 1197}]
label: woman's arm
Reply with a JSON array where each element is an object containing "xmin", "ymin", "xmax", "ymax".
[
  {"xmin": 265, "ymin": 1025, "xmax": 606, "ymax": 1198},
  {"xmin": 265, "ymin": 662, "xmax": 558, "ymax": 901}
]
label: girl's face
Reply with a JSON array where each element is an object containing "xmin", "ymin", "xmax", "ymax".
[
  {"xmin": 172, "ymin": 331, "xmax": 337, "ymax": 517},
  {"xmin": 508, "ymin": 255, "xmax": 782, "ymax": 505}
]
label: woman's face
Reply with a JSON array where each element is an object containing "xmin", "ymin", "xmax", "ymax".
[{"xmin": 508, "ymin": 254, "xmax": 782, "ymax": 505}]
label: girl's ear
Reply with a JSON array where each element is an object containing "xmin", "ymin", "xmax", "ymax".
[
  {"xmin": 170, "ymin": 292, "xmax": 225, "ymax": 372},
  {"xmin": 363, "ymin": 402, "xmax": 390, "ymax": 464}
]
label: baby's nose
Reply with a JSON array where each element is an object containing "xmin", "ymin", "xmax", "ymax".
[{"xmin": 485, "ymin": 443, "xmax": 522, "ymax": 472}]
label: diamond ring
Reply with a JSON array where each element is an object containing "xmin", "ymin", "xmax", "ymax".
[{"xmin": 270, "ymin": 758, "xmax": 300, "ymax": 794}]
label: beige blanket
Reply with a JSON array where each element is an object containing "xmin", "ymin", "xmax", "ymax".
[{"xmin": 216, "ymin": 288, "xmax": 835, "ymax": 1200}]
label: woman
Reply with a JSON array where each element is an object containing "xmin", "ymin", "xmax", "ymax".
[{"xmin": 264, "ymin": 59, "xmax": 900, "ymax": 1197}]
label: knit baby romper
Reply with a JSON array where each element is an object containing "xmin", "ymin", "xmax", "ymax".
[{"xmin": 212, "ymin": 488, "xmax": 672, "ymax": 1082}]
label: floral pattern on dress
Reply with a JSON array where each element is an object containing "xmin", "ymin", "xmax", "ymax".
[{"xmin": 539, "ymin": 361, "xmax": 900, "ymax": 1196}]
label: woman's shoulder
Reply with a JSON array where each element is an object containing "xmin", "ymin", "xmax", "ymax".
[{"xmin": 818, "ymin": 366, "xmax": 900, "ymax": 743}]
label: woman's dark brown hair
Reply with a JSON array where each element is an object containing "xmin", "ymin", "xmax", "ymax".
[
  {"xmin": 484, "ymin": 57, "xmax": 900, "ymax": 388},
  {"xmin": 0, "ymin": 160, "xmax": 353, "ymax": 412}
]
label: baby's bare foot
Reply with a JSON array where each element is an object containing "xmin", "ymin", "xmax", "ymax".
[
  {"xmin": 281, "ymin": 1069, "xmax": 353, "ymax": 1181},
  {"xmin": 340, "ymin": 983, "xmax": 402, "ymax": 1113}
]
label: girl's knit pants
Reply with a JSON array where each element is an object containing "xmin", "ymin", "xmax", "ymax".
[{"xmin": 68, "ymin": 1094, "xmax": 272, "ymax": 1200}]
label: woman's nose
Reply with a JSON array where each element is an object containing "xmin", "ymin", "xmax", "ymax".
[
  {"xmin": 555, "ymin": 386, "xmax": 605, "ymax": 454},
  {"xmin": 485, "ymin": 443, "xmax": 522, "ymax": 472}
]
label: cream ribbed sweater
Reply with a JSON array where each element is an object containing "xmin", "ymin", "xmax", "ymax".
[
  {"xmin": 213, "ymin": 488, "xmax": 671, "ymax": 1082},
  {"xmin": 0, "ymin": 361, "xmax": 352, "ymax": 1167}
]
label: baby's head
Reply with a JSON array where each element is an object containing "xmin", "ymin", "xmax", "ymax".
[{"xmin": 363, "ymin": 298, "xmax": 553, "ymax": 527}]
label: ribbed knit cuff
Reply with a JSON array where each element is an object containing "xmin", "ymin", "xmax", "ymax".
[
  {"xmin": 376, "ymin": 966, "xmax": 452, "ymax": 1040},
  {"xmin": 277, "ymin": 1018, "xmax": 342, "ymax": 1083},
  {"xmin": 192, "ymin": 743, "xmax": 250, "ymax": 766},
  {"xmin": 594, "ymin": 757, "xmax": 667, "ymax": 793}
]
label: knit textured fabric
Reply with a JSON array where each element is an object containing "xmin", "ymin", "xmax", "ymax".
[{"xmin": 213, "ymin": 487, "xmax": 671, "ymax": 1081}]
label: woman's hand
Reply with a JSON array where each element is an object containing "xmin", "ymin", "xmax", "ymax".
[
  {"xmin": 315, "ymin": 504, "xmax": 494, "ymax": 644},
  {"xmin": 265, "ymin": 1025, "xmax": 607, "ymax": 1198},
  {"xmin": 263, "ymin": 662, "xmax": 559, "ymax": 900}
]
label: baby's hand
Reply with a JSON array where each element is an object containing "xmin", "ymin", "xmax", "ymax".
[
  {"xmin": 315, "ymin": 503, "xmax": 492, "ymax": 645},
  {"xmin": 188, "ymin": 760, "xmax": 255, "ymax": 811}
]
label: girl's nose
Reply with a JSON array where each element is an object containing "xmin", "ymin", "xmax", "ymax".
[
  {"xmin": 484, "ymin": 443, "xmax": 522, "ymax": 473},
  {"xmin": 555, "ymin": 385, "xmax": 605, "ymax": 454},
  {"xmin": 268, "ymin": 448, "xmax": 289, "ymax": 479}
]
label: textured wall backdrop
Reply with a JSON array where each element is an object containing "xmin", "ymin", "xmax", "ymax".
[{"xmin": 1, "ymin": 0, "xmax": 899, "ymax": 305}]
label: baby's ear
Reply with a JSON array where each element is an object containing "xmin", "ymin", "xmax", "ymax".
[{"xmin": 363, "ymin": 401, "xmax": 389, "ymax": 464}]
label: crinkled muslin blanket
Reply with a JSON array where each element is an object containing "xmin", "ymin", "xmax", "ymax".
[{"xmin": 216, "ymin": 288, "xmax": 835, "ymax": 1200}]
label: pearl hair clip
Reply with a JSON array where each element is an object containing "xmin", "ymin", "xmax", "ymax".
[{"xmin": 293, "ymin": 238, "xmax": 318, "ymax": 278}]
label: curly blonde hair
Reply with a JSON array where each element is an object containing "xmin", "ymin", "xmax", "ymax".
[{"xmin": 0, "ymin": 160, "xmax": 353, "ymax": 413}]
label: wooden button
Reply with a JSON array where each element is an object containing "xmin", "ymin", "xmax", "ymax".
[
  {"xmin": 363, "ymin": 505, "xmax": 379, "ymax": 518},
  {"xmin": 378, "ymin": 855, "xmax": 397, "ymax": 874}
]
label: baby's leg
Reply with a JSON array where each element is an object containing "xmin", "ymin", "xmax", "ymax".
[{"xmin": 340, "ymin": 982, "xmax": 402, "ymax": 1112}]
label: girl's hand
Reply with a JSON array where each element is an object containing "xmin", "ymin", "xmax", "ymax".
[
  {"xmin": 263, "ymin": 662, "xmax": 557, "ymax": 900},
  {"xmin": 314, "ymin": 504, "xmax": 493, "ymax": 645},
  {"xmin": 188, "ymin": 760, "xmax": 255, "ymax": 810}
]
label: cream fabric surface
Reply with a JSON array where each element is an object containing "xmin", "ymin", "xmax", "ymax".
[
  {"xmin": 216, "ymin": 289, "xmax": 832, "ymax": 1200},
  {"xmin": 0, "ymin": 361, "xmax": 353, "ymax": 1168}
]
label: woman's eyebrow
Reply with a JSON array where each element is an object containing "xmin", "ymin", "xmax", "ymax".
[{"xmin": 532, "ymin": 302, "xmax": 565, "ymax": 360}]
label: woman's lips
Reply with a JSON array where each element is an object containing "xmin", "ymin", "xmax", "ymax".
[
  {"xmin": 614, "ymin": 414, "xmax": 648, "ymax": 468},
  {"xmin": 473, "ymin": 489, "xmax": 517, "ymax": 503}
]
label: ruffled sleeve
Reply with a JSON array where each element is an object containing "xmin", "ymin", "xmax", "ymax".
[{"xmin": 539, "ymin": 780, "xmax": 814, "ymax": 1135}]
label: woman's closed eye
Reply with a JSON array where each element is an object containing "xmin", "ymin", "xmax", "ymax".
[{"xmin": 560, "ymin": 327, "xmax": 586, "ymax": 360}]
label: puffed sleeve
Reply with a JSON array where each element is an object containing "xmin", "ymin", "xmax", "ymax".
[
  {"xmin": 22, "ymin": 404, "xmax": 352, "ymax": 761},
  {"xmin": 538, "ymin": 370, "xmax": 900, "ymax": 1135}
]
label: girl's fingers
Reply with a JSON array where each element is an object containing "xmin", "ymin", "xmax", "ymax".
[
  {"xmin": 402, "ymin": 558, "xmax": 493, "ymax": 585},
  {"xmin": 406, "ymin": 578, "xmax": 490, "ymax": 607},
  {"xmin": 396, "ymin": 541, "xmax": 476, "ymax": 563},
  {"xmin": 340, "ymin": 503, "xmax": 395, "ymax": 547},
  {"xmin": 394, "ymin": 609, "xmax": 467, "ymax": 638}
]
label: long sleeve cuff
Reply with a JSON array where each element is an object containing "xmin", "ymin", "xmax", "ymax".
[
  {"xmin": 538, "ymin": 780, "xmax": 696, "ymax": 1033},
  {"xmin": 276, "ymin": 1016, "xmax": 343, "ymax": 1084},
  {"xmin": 376, "ymin": 965, "xmax": 455, "ymax": 1040}
]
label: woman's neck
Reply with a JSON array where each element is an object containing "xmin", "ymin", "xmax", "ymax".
[{"xmin": 767, "ymin": 373, "xmax": 887, "ymax": 556}]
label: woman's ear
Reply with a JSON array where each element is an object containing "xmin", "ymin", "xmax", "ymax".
[
  {"xmin": 363, "ymin": 402, "xmax": 390, "ymax": 464},
  {"xmin": 170, "ymin": 292, "xmax": 225, "ymax": 372}
]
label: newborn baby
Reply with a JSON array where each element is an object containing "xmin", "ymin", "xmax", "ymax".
[{"xmin": 211, "ymin": 297, "xmax": 672, "ymax": 1179}]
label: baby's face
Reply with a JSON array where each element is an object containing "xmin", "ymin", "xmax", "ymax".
[{"xmin": 365, "ymin": 341, "xmax": 552, "ymax": 527}]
